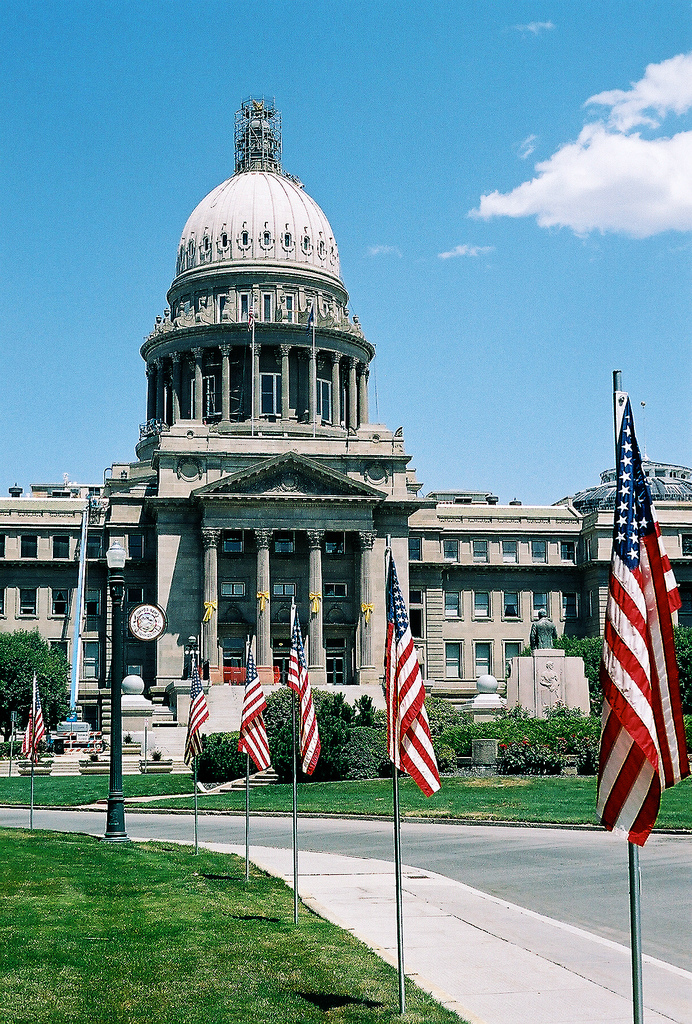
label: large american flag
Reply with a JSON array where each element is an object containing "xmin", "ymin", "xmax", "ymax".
[
  {"xmin": 287, "ymin": 611, "xmax": 320, "ymax": 775},
  {"xmin": 238, "ymin": 646, "xmax": 271, "ymax": 771},
  {"xmin": 386, "ymin": 556, "xmax": 440, "ymax": 796},
  {"xmin": 22, "ymin": 673, "xmax": 46, "ymax": 761},
  {"xmin": 597, "ymin": 398, "xmax": 689, "ymax": 845},
  {"xmin": 184, "ymin": 658, "xmax": 209, "ymax": 765}
]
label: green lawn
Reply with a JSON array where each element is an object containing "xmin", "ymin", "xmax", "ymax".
[
  {"xmin": 0, "ymin": 829, "xmax": 461, "ymax": 1024},
  {"xmin": 2, "ymin": 772, "xmax": 690, "ymax": 830}
]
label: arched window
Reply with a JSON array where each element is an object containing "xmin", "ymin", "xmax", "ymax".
[
  {"xmin": 242, "ymin": 230, "xmax": 249, "ymax": 247},
  {"xmin": 284, "ymin": 231, "xmax": 292, "ymax": 248},
  {"xmin": 302, "ymin": 234, "xmax": 311, "ymax": 253},
  {"xmin": 263, "ymin": 230, "xmax": 271, "ymax": 247}
]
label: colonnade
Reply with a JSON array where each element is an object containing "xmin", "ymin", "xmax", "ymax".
[
  {"xmin": 199, "ymin": 526, "xmax": 376, "ymax": 680},
  {"xmin": 146, "ymin": 343, "xmax": 369, "ymax": 429}
]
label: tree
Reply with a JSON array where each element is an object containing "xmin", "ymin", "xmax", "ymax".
[
  {"xmin": 0, "ymin": 630, "xmax": 70, "ymax": 740},
  {"xmin": 673, "ymin": 625, "xmax": 692, "ymax": 714},
  {"xmin": 555, "ymin": 634, "xmax": 604, "ymax": 714}
]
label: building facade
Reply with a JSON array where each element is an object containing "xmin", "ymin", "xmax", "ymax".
[{"xmin": 1, "ymin": 99, "xmax": 691, "ymax": 727}]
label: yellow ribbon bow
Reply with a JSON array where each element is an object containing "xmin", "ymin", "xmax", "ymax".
[
  {"xmin": 257, "ymin": 591, "xmax": 269, "ymax": 613},
  {"xmin": 202, "ymin": 600, "xmax": 217, "ymax": 623},
  {"xmin": 309, "ymin": 592, "xmax": 321, "ymax": 614},
  {"xmin": 361, "ymin": 602, "xmax": 374, "ymax": 624}
]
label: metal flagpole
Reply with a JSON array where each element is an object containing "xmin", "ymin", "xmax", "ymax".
[
  {"xmin": 386, "ymin": 535, "xmax": 406, "ymax": 1015},
  {"xmin": 9, "ymin": 711, "xmax": 16, "ymax": 778},
  {"xmin": 312, "ymin": 307, "xmax": 316, "ymax": 439},
  {"xmin": 193, "ymin": 755, "xmax": 199, "ymax": 854},
  {"xmin": 69, "ymin": 501, "xmax": 89, "ymax": 716},
  {"xmin": 251, "ymin": 294, "xmax": 255, "ymax": 437},
  {"xmin": 29, "ymin": 676, "xmax": 36, "ymax": 830},
  {"xmin": 613, "ymin": 370, "xmax": 644, "ymax": 1024},
  {"xmin": 291, "ymin": 601, "xmax": 299, "ymax": 925},
  {"xmin": 245, "ymin": 635, "xmax": 251, "ymax": 882}
]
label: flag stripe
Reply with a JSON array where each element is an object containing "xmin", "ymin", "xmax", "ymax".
[
  {"xmin": 238, "ymin": 647, "xmax": 271, "ymax": 772},
  {"xmin": 288, "ymin": 612, "xmax": 320, "ymax": 775},
  {"xmin": 184, "ymin": 660, "xmax": 209, "ymax": 765}
]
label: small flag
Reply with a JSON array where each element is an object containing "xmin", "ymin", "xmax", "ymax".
[
  {"xmin": 184, "ymin": 658, "xmax": 209, "ymax": 765},
  {"xmin": 238, "ymin": 647, "xmax": 271, "ymax": 771},
  {"xmin": 597, "ymin": 397, "xmax": 689, "ymax": 845},
  {"xmin": 22, "ymin": 674, "xmax": 46, "ymax": 762},
  {"xmin": 306, "ymin": 301, "xmax": 314, "ymax": 333},
  {"xmin": 248, "ymin": 301, "xmax": 254, "ymax": 330},
  {"xmin": 386, "ymin": 556, "xmax": 440, "ymax": 796},
  {"xmin": 287, "ymin": 612, "xmax": 320, "ymax": 775}
]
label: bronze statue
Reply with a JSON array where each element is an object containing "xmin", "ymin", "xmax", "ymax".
[{"xmin": 530, "ymin": 610, "xmax": 558, "ymax": 650}]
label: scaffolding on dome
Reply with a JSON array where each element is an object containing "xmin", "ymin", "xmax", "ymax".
[{"xmin": 235, "ymin": 97, "xmax": 282, "ymax": 173}]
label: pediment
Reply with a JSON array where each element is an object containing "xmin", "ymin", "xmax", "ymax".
[{"xmin": 193, "ymin": 452, "xmax": 385, "ymax": 501}]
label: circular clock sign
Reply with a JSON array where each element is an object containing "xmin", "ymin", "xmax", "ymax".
[{"xmin": 128, "ymin": 603, "xmax": 167, "ymax": 642}]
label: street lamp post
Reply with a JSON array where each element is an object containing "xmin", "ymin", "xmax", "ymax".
[{"xmin": 103, "ymin": 540, "xmax": 130, "ymax": 843}]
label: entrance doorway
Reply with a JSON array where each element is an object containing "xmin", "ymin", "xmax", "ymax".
[
  {"xmin": 273, "ymin": 638, "xmax": 291, "ymax": 686},
  {"xmin": 326, "ymin": 637, "xmax": 346, "ymax": 686},
  {"xmin": 222, "ymin": 637, "xmax": 245, "ymax": 684}
]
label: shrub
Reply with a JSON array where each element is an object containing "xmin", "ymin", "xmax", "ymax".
[
  {"xmin": 674, "ymin": 628, "xmax": 692, "ymax": 713},
  {"xmin": 264, "ymin": 688, "xmax": 352, "ymax": 782},
  {"xmin": 684, "ymin": 715, "xmax": 692, "ymax": 753},
  {"xmin": 343, "ymin": 727, "xmax": 389, "ymax": 780},
  {"xmin": 425, "ymin": 697, "xmax": 462, "ymax": 737},
  {"xmin": 575, "ymin": 734, "xmax": 600, "ymax": 775},
  {"xmin": 353, "ymin": 694, "xmax": 378, "ymax": 728},
  {"xmin": 433, "ymin": 742, "xmax": 457, "ymax": 775},
  {"xmin": 197, "ymin": 732, "xmax": 246, "ymax": 783},
  {"xmin": 439, "ymin": 721, "xmax": 478, "ymax": 757},
  {"xmin": 497, "ymin": 740, "xmax": 564, "ymax": 776}
]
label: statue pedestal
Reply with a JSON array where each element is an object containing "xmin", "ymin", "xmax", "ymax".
[{"xmin": 507, "ymin": 650, "xmax": 590, "ymax": 718}]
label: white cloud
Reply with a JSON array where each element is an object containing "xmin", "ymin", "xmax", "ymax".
[
  {"xmin": 517, "ymin": 134, "xmax": 537, "ymax": 159},
  {"xmin": 438, "ymin": 244, "xmax": 494, "ymax": 259},
  {"xmin": 367, "ymin": 244, "xmax": 402, "ymax": 257},
  {"xmin": 471, "ymin": 53, "xmax": 692, "ymax": 238},
  {"xmin": 513, "ymin": 21, "xmax": 554, "ymax": 35}
]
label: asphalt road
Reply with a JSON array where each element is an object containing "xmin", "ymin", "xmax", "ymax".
[{"xmin": 2, "ymin": 806, "xmax": 690, "ymax": 973}]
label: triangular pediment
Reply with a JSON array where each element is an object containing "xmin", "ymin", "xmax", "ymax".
[{"xmin": 193, "ymin": 452, "xmax": 386, "ymax": 500}]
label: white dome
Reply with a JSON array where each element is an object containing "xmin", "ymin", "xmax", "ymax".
[{"xmin": 175, "ymin": 170, "xmax": 341, "ymax": 282}]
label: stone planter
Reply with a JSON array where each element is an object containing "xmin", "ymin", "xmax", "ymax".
[
  {"xmin": 562, "ymin": 754, "xmax": 578, "ymax": 777},
  {"xmin": 18, "ymin": 763, "xmax": 53, "ymax": 776},
  {"xmin": 140, "ymin": 760, "xmax": 173, "ymax": 774},
  {"xmin": 122, "ymin": 743, "xmax": 141, "ymax": 755},
  {"xmin": 471, "ymin": 738, "xmax": 499, "ymax": 767},
  {"xmin": 78, "ymin": 762, "xmax": 110, "ymax": 774}
]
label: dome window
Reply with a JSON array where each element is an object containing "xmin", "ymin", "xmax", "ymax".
[
  {"xmin": 187, "ymin": 239, "xmax": 195, "ymax": 267},
  {"xmin": 318, "ymin": 239, "xmax": 326, "ymax": 258},
  {"xmin": 302, "ymin": 234, "xmax": 312, "ymax": 254},
  {"xmin": 221, "ymin": 232, "xmax": 228, "ymax": 248},
  {"xmin": 263, "ymin": 230, "xmax": 271, "ymax": 247},
  {"xmin": 242, "ymin": 230, "xmax": 249, "ymax": 247},
  {"xmin": 284, "ymin": 231, "xmax": 292, "ymax": 249}
]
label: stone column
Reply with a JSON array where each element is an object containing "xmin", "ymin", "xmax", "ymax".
[
  {"xmin": 358, "ymin": 531, "xmax": 377, "ymax": 682},
  {"xmin": 155, "ymin": 359, "xmax": 165, "ymax": 421},
  {"xmin": 358, "ymin": 364, "xmax": 369, "ymax": 425},
  {"xmin": 146, "ymin": 363, "xmax": 156, "ymax": 422},
  {"xmin": 221, "ymin": 344, "xmax": 231, "ymax": 421},
  {"xmin": 201, "ymin": 528, "xmax": 220, "ymax": 671},
  {"xmin": 280, "ymin": 344, "xmax": 291, "ymax": 422},
  {"xmin": 171, "ymin": 352, "xmax": 182, "ymax": 423},
  {"xmin": 348, "ymin": 357, "xmax": 358, "ymax": 430},
  {"xmin": 330, "ymin": 353, "xmax": 341, "ymax": 426},
  {"xmin": 253, "ymin": 343, "xmax": 261, "ymax": 422},
  {"xmin": 193, "ymin": 347, "xmax": 204, "ymax": 421},
  {"xmin": 307, "ymin": 530, "xmax": 325, "ymax": 682},
  {"xmin": 255, "ymin": 528, "xmax": 272, "ymax": 668}
]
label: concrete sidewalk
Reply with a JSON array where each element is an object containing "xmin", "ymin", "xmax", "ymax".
[{"xmin": 198, "ymin": 842, "xmax": 691, "ymax": 1024}]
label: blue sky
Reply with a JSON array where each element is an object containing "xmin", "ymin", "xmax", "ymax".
[{"xmin": 1, "ymin": 1, "xmax": 690, "ymax": 503}]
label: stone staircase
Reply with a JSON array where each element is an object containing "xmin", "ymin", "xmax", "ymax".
[{"xmin": 219, "ymin": 767, "xmax": 280, "ymax": 791}]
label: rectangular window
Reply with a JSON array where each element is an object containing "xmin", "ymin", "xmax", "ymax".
[
  {"xmin": 240, "ymin": 293, "xmax": 250, "ymax": 322},
  {"xmin": 324, "ymin": 582, "xmax": 348, "ymax": 598},
  {"xmin": 316, "ymin": 379, "xmax": 332, "ymax": 423},
  {"xmin": 683, "ymin": 535, "xmax": 692, "ymax": 556},
  {"xmin": 223, "ymin": 530, "xmax": 244, "ymax": 554},
  {"xmin": 445, "ymin": 642, "xmax": 462, "ymax": 679},
  {"xmin": 503, "ymin": 592, "xmax": 520, "ymax": 618},
  {"xmin": 502, "ymin": 540, "xmax": 517, "ymax": 563},
  {"xmin": 472, "ymin": 539, "xmax": 488, "ymax": 562},
  {"xmin": 82, "ymin": 640, "xmax": 99, "ymax": 679},
  {"xmin": 86, "ymin": 532, "xmax": 102, "ymax": 559},
  {"xmin": 0, "ymin": 588, "xmax": 4, "ymax": 615},
  {"xmin": 444, "ymin": 592, "xmax": 460, "ymax": 617},
  {"xmin": 681, "ymin": 588, "xmax": 692, "ymax": 614},
  {"xmin": 443, "ymin": 539, "xmax": 459, "ymax": 562},
  {"xmin": 52, "ymin": 589, "xmax": 69, "ymax": 616},
  {"xmin": 532, "ymin": 592, "xmax": 548, "ymax": 619},
  {"xmin": 20, "ymin": 588, "xmax": 37, "ymax": 615},
  {"xmin": 408, "ymin": 537, "xmax": 422, "ymax": 561},
  {"xmin": 561, "ymin": 541, "xmax": 575, "ymax": 562},
  {"xmin": 221, "ymin": 582, "xmax": 246, "ymax": 597},
  {"xmin": 128, "ymin": 534, "xmax": 144, "ymax": 560},
  {"xmin": 562, "ymin": 592, "xmax": 578, "ymax": 618},
  {"xmin": 273, "ymin": 531, "xmax": 294, "ymax": 554},
  {"xmin": 587, "ymin": 590, "xmax": 593, "ymax": 618},
  {"xmin": 127, "ymin": 586, "xmax": 144, "ymax": 605},
  {"xmin": 21, "ymin": 535, "xmax": 38, "ymax": 558},
  {"xmin": 324, "ymin": 531, "xmax": 345, "ymax": 555},
  {"xmin": 203, "ymin": 375, "xmax": 217, "ymax": 418},
  {"xmin": 285, "ymin": 294, "xmax": 295, "ymax": 323},
  {"xmin": 272, "ymin": 582, "xmax": 296, "ymax": 597},
  {"xmin": 474, "ymin": 641, "xmax": 492, "ymax": 678},
  {"xmin": 53, "ymin": 534, "xmax": 70, "ymax": 559},
  {"xmin": 504, "ymin": 641, "xmax": 522, "ymax": 677},
  {"xmin": 474, "ymin": 592, "xmax": 490, "ymax": 618},
  {"xmin": 409, "ymin": 589, "xmax": 423, "ymax": 638},
  {"xmin": 260, "ymin": 373, "xmax": 281, "ymax": 416},
  {"xmin": 85, "ymin": 589, "xmax": 100, "ymax": 617},
  {"xmin": 531, "ymin": 539, "xmax": 547, "ymax": 563},
  {"xmin": 262, "ymin": 292, "xmax": 272, "ymax": 322},
  {"xmin": 0, "ymin": 535, "xmax": 5, "ymax": 557}
]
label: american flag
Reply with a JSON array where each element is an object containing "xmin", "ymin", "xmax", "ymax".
[
  {"xmin": 22, "ymin": 673, "xmax": 46, "ymax": 761},
  {"xmin": 247, "ymin": 301, "xmax": 254, "ymax": 330},
  {"xmin": 597, "ymin": 398, "xmax": 689, "ymax": 845},
  {"xmin": 306, "ymin": 301, "xmax": 314, "ymax": 333},
  {"xmin": 386, "ymin": 555, "xmax": 440, "ymax": 796},
  {"xmin": 287, "ymin": 611, "xmax": 320, "ymax": 775},
  {"xmin": 184, "ymin": 658, "xmax": 209, "ymax": 765},
  {"xmin": 238, "ymin": 646, "xmax": 271, "ymax": 771}
]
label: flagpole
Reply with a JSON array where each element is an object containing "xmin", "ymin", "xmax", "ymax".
[
  {"xmin": 29, "ymin": 674, "xmax": 36, "ymax": 830},
  {"xmin": 312, "ymin": 311, "xmax": 316, "ymax": 439},
  {"xmin": 385, "ymin": 536, "xmax": 406, "ymax": 1015},
  {"xmin": 290, "ymin": 601, "xmax": 299, "ymax": 925},
  {"xmin": 193, "ymin": 755, "xmax": 199, "ymax": 853},
  {"xmin": 251, "ymin": 294, "xmax": 255, "ymax": 437}
]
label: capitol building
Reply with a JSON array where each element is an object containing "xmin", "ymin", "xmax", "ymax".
[{"xmin": 2, "ymin": 98, "xmax": 692, "ymax": 732}]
